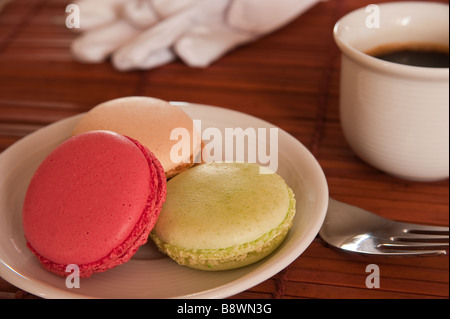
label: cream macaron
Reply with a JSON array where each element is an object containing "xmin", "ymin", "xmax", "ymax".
[
  {"xmin": 72, "ymin": 96, "xmax": 201, "ymax": 179},
  {"xmin": 150, "ymin": 162, "xmax": 296, "ymax": 271}
]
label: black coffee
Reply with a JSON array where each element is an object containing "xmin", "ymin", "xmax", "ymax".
[{"xmin": 366, "ymin": 43, "xmax": 449, "ymax": 68}]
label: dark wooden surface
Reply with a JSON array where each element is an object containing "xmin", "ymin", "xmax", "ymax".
[{"xmin": 0, "ymin": 0, "xmax": 448, "ymax": 299}]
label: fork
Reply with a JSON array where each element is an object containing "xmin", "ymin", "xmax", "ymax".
[{"xmin": 319, "ymin": 198, "xmax": 449, "ymax": 255}]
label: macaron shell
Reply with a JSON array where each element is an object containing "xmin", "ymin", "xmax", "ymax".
[
  {"xmin": 151, "ymin": 187, "xmax": 295, "ymax": 271},
  {"xmin": 23, "ymin": 131, "xmax": 166, "ymax": 277},
  {"xmin": 150, "ymin": 162, "xmax": 296, "ymax": 271},
  {"xmin": 72, "ymin": 96, "xmax": 201, "ymax": 179}
]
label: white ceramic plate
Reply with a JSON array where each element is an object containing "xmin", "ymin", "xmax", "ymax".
[{"xmin": 0, "ymin": 103, "xmax": 328, "ymax": 299}]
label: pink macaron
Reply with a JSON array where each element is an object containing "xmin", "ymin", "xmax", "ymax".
[{"xmin": 22, "ymin": 130, "xmax": 166, "ymax": 277}]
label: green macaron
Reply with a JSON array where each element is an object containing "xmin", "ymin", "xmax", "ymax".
[{"xmin": 150, "ymin": 162, "xmax": 296, "ymax": 271}]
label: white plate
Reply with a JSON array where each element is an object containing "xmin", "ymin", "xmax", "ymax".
[{"xmin": 0, "ymin": 103, "xmax": 328, "ymax": 299}]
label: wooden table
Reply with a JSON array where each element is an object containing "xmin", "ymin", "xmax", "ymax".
[{"xmin": 0, "ymin": 0, "xmax": 448, "ymax": 299}]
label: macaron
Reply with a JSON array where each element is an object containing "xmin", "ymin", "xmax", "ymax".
[
  {"xmin": 150, "ymin": 162, "xmax": 296, "ymax": 271},
  {"xmin": 72, "ymin": 96, "xmax": 201, "ymax": 179},
  {"xmin": 22, "ymin": 131, "xmax": 166, "ymax": 277}
]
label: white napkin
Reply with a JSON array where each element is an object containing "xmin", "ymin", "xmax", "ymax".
[{"xmin": 71, "ymin": 0, "xmax": 324, "ymax": 71}]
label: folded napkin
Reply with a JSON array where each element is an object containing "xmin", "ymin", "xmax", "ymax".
[{"xmin": 71, "ymin": 0, "xmax": 324, "ymax": 71}]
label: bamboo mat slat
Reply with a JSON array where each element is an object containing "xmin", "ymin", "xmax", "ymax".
[{"xmin": 0, "ymin": 0, "xmax": 448, "ymax": 300}]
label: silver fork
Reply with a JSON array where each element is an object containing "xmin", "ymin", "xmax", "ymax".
[{"xmin": 319, "ymin": 198, "xmax": 449, "ymax": 255}]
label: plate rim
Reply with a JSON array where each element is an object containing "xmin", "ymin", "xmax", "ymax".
[{"xmin": 0, "ymin": 102, "xmax": 329, "ymax": 299}]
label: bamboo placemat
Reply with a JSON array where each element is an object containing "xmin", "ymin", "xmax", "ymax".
[{"xmin": 0, "ymin": 0, "xmax": 448, "ymax": 299}]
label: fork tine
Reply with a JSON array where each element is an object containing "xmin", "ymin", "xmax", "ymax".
[
  {"xmin": 391, "ymin": 233, "xmax": 449, "ymax": 243},
  {"xmin": 375, "ymin": 246, "xmax": 447, "ymax": 256},
  {"xmin": 395, "ymin": 224, "xmax": 449, "ymax": 243},
  {"xmin": 376, "ymin": 247, "xmax": 448, "ymax": 255},
  {"xmin": 378, "ymin": 241, "xmax": 448, "ymax": 252},
  {"xmin": 404, "ymin": 224, "xmax": 449, "ymax": 235}
]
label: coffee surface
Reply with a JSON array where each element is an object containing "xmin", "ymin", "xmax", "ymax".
[{"xmin": 366, "ymin": 43, "xmax": 449, "ymax": 68}]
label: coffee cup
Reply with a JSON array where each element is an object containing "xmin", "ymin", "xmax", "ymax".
[{"xmin": 334, "ymin": 2, "xmax": 449, "ymax": 181}]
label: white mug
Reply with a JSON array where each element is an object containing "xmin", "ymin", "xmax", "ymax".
[{"xmin": 334, "ymin": 2, "xmax": 449, "ymax": 181}]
